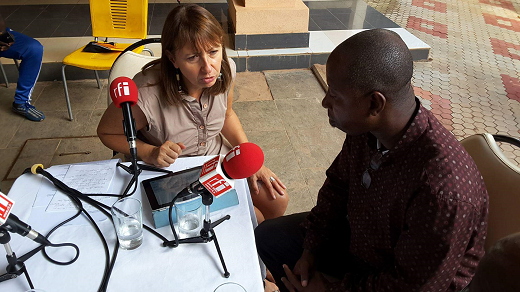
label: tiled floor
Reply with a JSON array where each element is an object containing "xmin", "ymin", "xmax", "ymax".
[{"xmin": 0, "ymin": 0, "xmax": 519, "ymax": 216}]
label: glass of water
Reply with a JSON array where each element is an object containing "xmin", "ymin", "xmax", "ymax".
[
  {"xmin": 174, "ymin": 193, "xmax": 203, "ymax": 237},
  {"xmin": 111, "ymin": 197, "xmax": 143, "ymax": 250},
  {"xmin": 214, "ymin": 282, "xmax": 246, "ymax": 292}
]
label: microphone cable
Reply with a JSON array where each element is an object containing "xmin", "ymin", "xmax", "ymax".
[{"xmin": 23, "ymin": 164, "xmax": 171, "ymax": 292}]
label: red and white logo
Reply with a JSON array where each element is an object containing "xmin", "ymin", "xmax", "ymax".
[
  {"xmin": 0, "ymin": 192, "xmax": 14, "ymax": 225},
  {"xmin": 201, "ymin": 155, "xmax": 220, "ymax": 177},
  {"xmin": 201, "ymin": 174, "xmax": 232, "ymax": 197},
  {"xmin": 112, "ymin": 81, "xmax": 130, "ymax": 99},
  {"xmin": 225, "ymin": 145, "xmax": 241, "ymax": 162}
]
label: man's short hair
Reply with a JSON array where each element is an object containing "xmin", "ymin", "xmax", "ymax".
[{"xmin": 329, "ymin": 29, "xmax": 413, "ymax": 100}]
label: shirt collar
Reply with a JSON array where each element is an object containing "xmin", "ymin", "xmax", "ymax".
[
  {"xmin": 181, "ymin": 90, "xmax": 208, "ymax": 103},
  {"xmin": 391, "ymin": 97, "xmax": 429, "ymax": 151},
  {"xmin": 369, "ymin": 97, "xmax": 429, "ymax": 159}
]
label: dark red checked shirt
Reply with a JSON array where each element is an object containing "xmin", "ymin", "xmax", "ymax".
[{"xmin": 303, "ymin": 101, "xmax": 488, "ymax": 292}]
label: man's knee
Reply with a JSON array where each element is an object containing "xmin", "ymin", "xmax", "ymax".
[{"xmin": 255, "ymin": 218, "xmax": 277, "ymax": 253}]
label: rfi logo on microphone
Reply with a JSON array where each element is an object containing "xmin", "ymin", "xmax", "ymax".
[
  {"xmin": 201, "ymin": 155, "xmax": 220, "ymax": 177},
  {"xmin": 225, "ymin": 145, "xmax": 241, "ymax": 162},
  {"xmin": 0, "ymin": 192, "xmax": 14, "ymax": 224},
  {"xmin": 202, "ymin": 174, "xmax": 232, "ymax": 197},
  {"xmin": 113, "ymin": 81, "xmax": 130, "ymax": 98}
]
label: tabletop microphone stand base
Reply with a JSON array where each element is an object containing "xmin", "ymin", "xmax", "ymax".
[
  {"xmin": 117, "ymin": 160, "xmax": 170, "ymax": 196},
  {"xmin": 165, "ymin": 190, "xmax": 231, "ymax": 278},
  {"xmin": 0, "ymin": 228, "xmax": 35, "ymax": 289}
]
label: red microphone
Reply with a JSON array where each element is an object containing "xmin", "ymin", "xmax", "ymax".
[
  {"xmin": 110, "ymin": 76, "xmax": 138, "ymax": 108},
  {"xmin": 198, "ymin": 143, "xmax": 264, "ymax": 197},
  {"xmin": 222, "ymin": 142, "xmax": 264, "ymax": 179},
  {"xmin": 109, "ymin": 77, "xmax": 139, "ymax": 165}
]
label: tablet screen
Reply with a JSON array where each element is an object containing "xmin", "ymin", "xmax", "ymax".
[{"xmin": 142, "ymin": 166, "xmax": 202, "ymax": 209}]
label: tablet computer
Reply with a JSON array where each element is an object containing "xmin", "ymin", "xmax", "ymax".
[
  {"xmin": 141, "ymin": 166, "xmax": 240, "ymax": 228},
  {"xmin": 142, "ymin": 166, "xmax": 202, "ymax": 210}
]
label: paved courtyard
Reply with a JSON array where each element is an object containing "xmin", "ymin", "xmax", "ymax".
[{"xmin": 366, "ymin": 0, "xmax": 520, "ymax": 161}]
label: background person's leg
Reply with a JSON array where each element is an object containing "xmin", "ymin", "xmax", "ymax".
[{"xmin": 0, "ymin": 28, "xmax": 44, "ymax": 121}]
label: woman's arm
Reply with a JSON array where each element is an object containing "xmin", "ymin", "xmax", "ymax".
[
  {"xmin": 220, "ymin": 82, "xmax": 248, "ymax": 146},
  {"xmin": 97, "ymin": 103, "xmax": 185, "ymax": 167},
  {"xmin": 220, "ymin": 82, "xmax": 287, "ymax": 198}
]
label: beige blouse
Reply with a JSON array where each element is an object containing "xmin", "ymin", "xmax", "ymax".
[{"xmin": 134, "ymin": 58, "xmax": 236, "ymax": 157}]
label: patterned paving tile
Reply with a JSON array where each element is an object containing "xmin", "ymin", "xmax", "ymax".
[
  {"xmin": 501, "ymin": 74, "xmax": 520, "ymax": 103},
  {"xmin": 406, "ymin": 16, "xmax": 448, "ymax": 38},
  {"xmin": 490, "ymin": 38, "xmax": 520, "ymax": 61},
  {"xmin": 478, "ymin": 0, "xmax": 516, "ymax": 11},
  {"xmin": 412, "ymin": 0, "xmax": 447, "ymax": 13},
  {"xmin": 414, "ymin": 86, "xmax": 454, "ymax": 131},
  {"xmin": 483, "ymin": 13, "xmax": 520, "ymax": 32}
]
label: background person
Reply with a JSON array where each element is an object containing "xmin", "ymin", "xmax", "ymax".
[{"xmin": 0, "ymin": 13, "xmax": 45, "ymax": 121}]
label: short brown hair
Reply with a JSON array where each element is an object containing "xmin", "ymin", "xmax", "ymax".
[{"xmin": 143, "ymin": 4, "xmax": 232, "ymax": 105}]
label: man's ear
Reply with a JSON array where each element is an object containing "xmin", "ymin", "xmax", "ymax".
[
  {"xmin": 369, "ymin": 91, "xmax": 386, "ymax": 116},
  {"xmin": 165, "ymin": 51, "xmax": 178, "ymax": 68}
]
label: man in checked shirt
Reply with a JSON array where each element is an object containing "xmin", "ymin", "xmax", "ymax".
[{"xmin": 255, "ymin": 29, "xmax": 488, "ymax": 292}]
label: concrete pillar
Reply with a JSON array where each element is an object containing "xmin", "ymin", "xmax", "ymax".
[{"xmin": 228, "ymin": 0, "xmax": 309, "ymax": 49}]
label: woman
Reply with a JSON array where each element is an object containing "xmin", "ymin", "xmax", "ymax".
[{"xmin": 97, "ymin": 5, "xmax": 288, "ymax": 226}]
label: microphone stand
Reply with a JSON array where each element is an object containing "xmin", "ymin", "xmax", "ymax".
[
  {"xmin": 116, "ymin": 162, "xmax": 170, "ymax": 197},
  {"xmin": 164, "ymin": 189, "xmax": 231, "ymax": 278},
  {"xmin": 115, "ymin": 115, "xmax": 171, "ymax": 196},
  {"xmin": 0, "ymin": 227, "xmax": 35, "ymax": 289}
]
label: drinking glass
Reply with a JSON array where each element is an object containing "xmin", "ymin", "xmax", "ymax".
[
  {"xmin": 111, "ymin": 197, "xmax": 143, "ymax": 250},
  {"xmin": 174, "ymin": 193, "xmax": 203, "ymax": 237},
  {"xmin": 214, "ymin": 282, "xmax": 246, "ymax": 292}
]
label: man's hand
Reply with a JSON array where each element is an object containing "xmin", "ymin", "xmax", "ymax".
[
  {"xmin": 292, "ymin": 249, "xmax": 316, "ymax": 287},
  {"xmin": 0, "ymin": 40, "xmax": 12, "ymax": 52},
  {"xmin": 247, "ymin": 165, "xmax": 287, "ymax": 199},
  {"xmin": 281, "ymin": 264, "xmax": 328, "ymax": 292},
  {"xmin": 143, "ymin": 141, "xmax": 185, "ymax": 167}
]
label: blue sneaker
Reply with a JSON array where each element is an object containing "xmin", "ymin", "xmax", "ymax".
[{"xmin": 12, "ymin": 102, "xmax": 45, "ymax": 122}]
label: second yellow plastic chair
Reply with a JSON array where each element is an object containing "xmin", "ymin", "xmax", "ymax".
[{"xmin": 62, "ymin": 0, "xmax": 151, "ymax": 120}]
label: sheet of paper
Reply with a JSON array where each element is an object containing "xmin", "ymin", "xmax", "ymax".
[
  {"xmin": 27, "ymin": 160, "xmax": 119, "ymax": 231},
  {"xmin": 32, "ymin": 164, "xmax": 70, "ymax": 208},
  {"xmin": 46, "ymin": 162, "xmax": 118, "ymax": 213}
]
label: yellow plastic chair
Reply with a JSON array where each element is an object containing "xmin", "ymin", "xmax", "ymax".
[{"xmin": 61, "ymin": 0, "xmax": 151, "ymax": 121}]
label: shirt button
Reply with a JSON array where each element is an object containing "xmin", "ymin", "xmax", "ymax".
[
  {"xmin": 199, "ymin": 125, "xmax": 205, "ymax": 130},
  {"xmin": 200, "ymin": 142, "xmax": 206, "ymax": 146},
  {"xmin": 203, "ymin": 103, "xmax": 208, "ymax": 109}
]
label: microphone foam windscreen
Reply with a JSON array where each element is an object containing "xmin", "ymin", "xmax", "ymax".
[
  {"xmin": 222, "ymin": 142, "xmax": 264, "ymax": 179},
  {"xmin": 109, "ymin": 76, "xmax": 138, "ymax": 108}
]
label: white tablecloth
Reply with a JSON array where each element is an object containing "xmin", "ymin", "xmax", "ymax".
[{"xmin": 1, "ymin": 157, "xmax": 263, "ymax": 292}]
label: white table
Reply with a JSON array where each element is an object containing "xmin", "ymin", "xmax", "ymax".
[{"xmin": 0, "ymin": 157, "xmax": 264, "ymax": 292}]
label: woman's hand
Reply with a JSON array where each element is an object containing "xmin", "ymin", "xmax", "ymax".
[
  {"xmin": 247, "ymin": 165, "xmax": 287, "ymax": 200},
  {"xmin": 142, "ymin": 141, "xmax": 186, "ymax": 167}
]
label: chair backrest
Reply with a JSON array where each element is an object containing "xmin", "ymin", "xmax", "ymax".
[
  {"xmin": 107, "ymin": 51, "xmax": 159, "ymax": 106},
  {"xmin": 461, "ymin": 133, "xmax": 520, "ymax": 251},
  {"xmin": 90, "ymin": 0, "xmax": 148, "ymax": 39}
]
